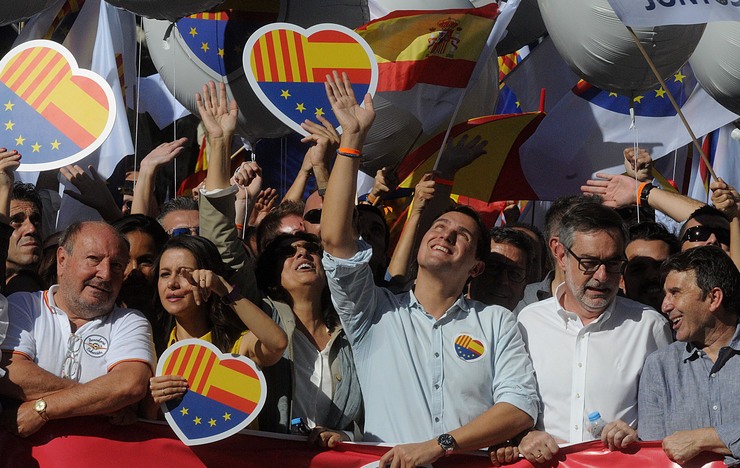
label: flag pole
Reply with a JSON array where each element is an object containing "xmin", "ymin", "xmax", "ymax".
[{"xmin": 626, "ymin": 26, "xmax": 717, "ymax": 181}]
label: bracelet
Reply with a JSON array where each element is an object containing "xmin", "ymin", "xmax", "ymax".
[
  {"xmin": 433, "ymin": 177, "xmax": 454, "ymax": 187},
  {"xmin": 337, "ymin": 147, "xmax": 360, "ymax": 155},
  {"xmin": 235, "ymin": 223, "xmax": 244, "ymax": 230},
  {"xmin": 367, "ymin": 193, "xmax": 379, "ymax": 205},
  {"xmin": 336, "ymin": 149, "xmax": 361, "ymax": 159},
  {"xmin": 638, "ymin": 182, "xmax": 655, "ymax": 207},
  {"xmin": 221, "ymin": 285, "xmax": 242, "ymax": 306}
]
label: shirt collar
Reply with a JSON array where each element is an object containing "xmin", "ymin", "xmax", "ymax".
[
  {"xmin": 45, "ymin": 285, "xmax": 62, "ymax": 315},
  {"xmin": 409, "ymin": 289, "xmax": 469, "ymax": 323},
  {"xmin": 554, "ymin": 282, "xmax": 614, "ymax": 328},
  {"xmin": 683, "ymin": 322, "xmax": 740, "ymax": 360}
]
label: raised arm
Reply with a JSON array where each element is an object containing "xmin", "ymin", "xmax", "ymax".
[
  {"xmin": 132, "ymin": 138, "xmax": 189, "ymax": 216},
  {"xmin": 284, "ymin": 116, "xmax": 339, "ymax": 203},
  {"xmin": 197, "ymin": 80, "xmax": 237, "ymax": 191},
  {"xmin": 582, "ymin": 172, "xmax": 705, "ymax": 222},
  {"xmin": 387, "ymin": 172, "xmax": 435, "ymax": 280},
  {"xmin": 319, "ymin": 71, "xmax": 375, "ymax": 259},
  {"xmin": 59, "ymin": 165, "xmax": 123, "ymax": 222},
  {"xmin": 711, "ymin": 178, "xmax": 740, "ymax": 270}
]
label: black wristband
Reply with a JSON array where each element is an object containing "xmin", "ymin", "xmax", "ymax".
[
  {"xmin": 639, "ymin": 183, "xmax": 655, "ymax": 207},
  {"xmin": 221, "ymin": 285, "xmax": 242, "ymax": 305}
]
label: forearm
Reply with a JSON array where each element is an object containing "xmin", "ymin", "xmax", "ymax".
[
  {"xmin": 204, "ymin": 134, "xmax": 233, "ymax": 191},
  {"xmin": 0, "ymin": 355, "xmax": 77, "ymax": 401},
  {"xmin": 234, "ymin": 297, "xmax": 288, "ymax": 367},
  {"xmin": 321, "ymin": 138, "xmax": 361, "ymax": 258},
  {"xmin": 387, "ymin": 211, "xmax": 421, "ymax": 278},
  {"xmin": 0, "ymin": 188, "xmax": 10, "ymax": 224},
  {"xmin": 648, "ymin": 188, "xmax": 705, "ymax": 222},
  {"xmin": 312, "ymin": 164, "xmax": 330, "ymax": 195},
  {"xmin": 450, "ymin": 402, "xmax": 533, "ymax": 452},
  {"xmin": 283, "ymin": 168, "xmax": 311, "ymax": 203},
  {"xmin": 43, "ymin": 362, "xmax": 150, "ymax": 420},
  {"xmin": 729, "ymin": 217, "xmax": 740, "ymax": 271},
  {"xmin": 131, "ymin": 166, "xmax": 158, "ymax": 216}
]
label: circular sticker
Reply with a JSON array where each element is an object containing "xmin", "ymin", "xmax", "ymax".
[{"xmin": 83, "ymin": 335, "xmax": 109, "ymax": 358}]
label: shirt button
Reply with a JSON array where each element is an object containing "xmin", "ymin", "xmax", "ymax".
[
  {"xmin": 433, "ymin": 324, "xmax": 438, "ymax": 329},
  {"xmin": 576, "ymin": 393, "xmax": 580, "ymax": 398},
  {"xmin": 578, "ymin": 362, "xmax": 583, "ymax": 368},
  {"xmin": 713, "ymin": 405, "xmax": 719, "ymax": 411},
  {"xmin": 710, "ymin": 373, "xmax": 716, "ymax": 378},
  {"xmin": 335, "ymin": 374, "xmax": 342, "ymax": 381},
  {"xmin": 434, "ymin": 352, "xmax": 440, "ymax": 358},
  {"xmin": 434, "ymin": 384, "xmax": 440, "ymax": 390},
  {"xmin": 575, "ymin": 425, "xmax": 579, "ymax": 430},
  {"xmin": 435, "ymin": 417, "xmax": 440, "ymax": 422}
]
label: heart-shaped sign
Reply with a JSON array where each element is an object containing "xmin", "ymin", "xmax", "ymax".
[
  {"xmin": 0, "ymin": 40, "xmax": 115, "ymax": 172},
  {"xmin": 157, "ymin": 339, "xmax": 267, "ymax": 446},
  {"xmin": 243, "ymin": 23, "xmax": 378, "ymax": 136}
]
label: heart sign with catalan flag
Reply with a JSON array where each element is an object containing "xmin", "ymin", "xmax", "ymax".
[
  {"xmin": 157, "ymin": 339, "xmax": 267, "ymax": 446},
  {"xmin": 243, "ymin": 23, "xmax": 377, "ymax": 136},
  {"xmin": 0, "ymin": 40, "xmax": 115, "ymax": 172}
]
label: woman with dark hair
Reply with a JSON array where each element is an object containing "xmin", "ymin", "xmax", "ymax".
[
  {"xmin": 145, "ymin": 235, "xmax": 287, "ymax": 413},
  {"xmin": 111, "ymin": 214, "xmax": 168, "ymax": 315},
  {"xmin": 256, "ymin": 232, "xmax": 362, "ymax": 446}
]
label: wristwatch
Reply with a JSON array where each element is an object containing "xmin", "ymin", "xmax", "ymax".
[
  {"xmin": 34, "ymin": 398, "xmax": 49, "ymax": 421},
  {"xmin": 437, "ymin": 433, "xmax": 457, "ymax": 457}
]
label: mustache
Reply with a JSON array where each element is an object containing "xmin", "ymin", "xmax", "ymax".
[{"xmin": 84, "ymin": 279, "xmax": 112, "ymax": 293}]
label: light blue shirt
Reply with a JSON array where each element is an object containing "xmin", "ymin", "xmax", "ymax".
[
  {"xmin": 639, "ymin": 324, "xmax": 740, "ymax": 466},
  {"xmin": 322, "ymin": 240, "xmax": 539, "ymax": 444}
]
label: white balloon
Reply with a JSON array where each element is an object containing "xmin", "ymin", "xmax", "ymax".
[
  {"xmin": 105, "ymin": 0, "xmax": 225, "ymax": 22},
  {"xmin": 537, "ymin": 0, "xmax": 705, "ymax": 94},
  {"xmin": 473, "ymin": 0, "xmax": 546, "ymax": 55},
  {"xmin": 690, "ymin": 21, "xmax": 740, "ymax": 116},
  {"xmin": 0, "ymin": 0, "xmax": 58, "ymax": 26}
]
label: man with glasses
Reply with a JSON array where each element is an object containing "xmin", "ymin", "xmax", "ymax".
[
  {"xmin": 156, "ymin": 197, "xmax": 199, "ymax": 237},
  {"xmin": 501, "ymin": 203, "xmax": 672, "ymax": 465},
  {"xmin": 469, "ymin": 227, "xmax": 534, "ymax": 311},
  {"xmin": 0, "ymin": 221, "xmax": 155, "ymax": 437}
]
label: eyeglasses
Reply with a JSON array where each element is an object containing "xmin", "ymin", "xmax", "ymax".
[
  {"xmin": 485, "ymin": 258, "xmax": 527, "ymax": 283},
  {"xmin": 169, "ymin": 226, "xmax": 200, "ymax": 237},
  {"xmin": 277, "ymin": 241, "xmax": 322, "ymax": 258},
  {"xmin": 680, "ymin": 225, "xmax": 730, "ymax": 246},
  {"xmin": 61, "ymin": 333, "xmax": 83, "ymax": 382},
  {"xmin": 303, "ymin": 209, "xmax": 322, "ymax": 224},
  {"xmin": 564, "ymin": 245, "xmax": 626, "ymax": 274}
]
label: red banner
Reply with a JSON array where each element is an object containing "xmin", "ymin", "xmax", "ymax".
[{"xmin": 0, "ymin": 417, "xmax": 727, "ymax": 467}]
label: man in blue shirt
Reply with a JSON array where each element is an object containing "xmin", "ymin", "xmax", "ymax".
[
  {"xmin": 319, "ymin": 72, "xmax": 539, "ymax": 467},
  {"xmin": 639, "ymin": 246, "xmax": 740, "ymax": 465}
]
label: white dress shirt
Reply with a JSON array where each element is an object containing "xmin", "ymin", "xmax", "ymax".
[{"xmin": 518, "ymin": 284, "xmax": 672, "ymax": 442}]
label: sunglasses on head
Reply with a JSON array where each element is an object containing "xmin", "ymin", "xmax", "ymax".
[
  {"xmin": 277, "ymin": 241, "xmax": 322, "ymax": 258},
  {"xmin": 680, "ymin": 225, "xmax": 730, "ymax": 246},
  {"xmin": 303, "ymin": 209, "xmax": 322, "ymax": 224},
  {"xmin": 170, "ymin": 226, "xmax": 200, "ymax": 237}
]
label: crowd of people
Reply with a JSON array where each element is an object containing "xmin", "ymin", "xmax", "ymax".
[{"xmin": 0, "ymin": 73, "xmax": 738, "ymax": 467}]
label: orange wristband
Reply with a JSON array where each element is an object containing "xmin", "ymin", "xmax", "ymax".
[
  {"xmin": 637, "ymin": 182, "xmax": 648, "ymax": 206},
  {"xmin": 337, "ymin": 147, "xmax": 361, "ymax": 155}
]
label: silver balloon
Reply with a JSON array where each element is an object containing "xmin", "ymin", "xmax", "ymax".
[
  {"xmin": 537, "ymin": 0, "xmax": 705, "ymax": 94},
  {"xmin": 472, "ymin": 0, "xmax": 546, "ymax": 55},
  {"xmin": 106, "ymin": 0, "xmax": 225, "ymax": 22},
  {"xmin": 690, "ymin": 21, "xmax": 740, "ymax": 116},
  {"xmin": 0, "ymin": 1, "xmax": 58, "ymax": 26}
]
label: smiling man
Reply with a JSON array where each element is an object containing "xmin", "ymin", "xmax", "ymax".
[
  {"xmin": 320, "ymin": 72, "xmax": 538, "ymax": 467},
  {"xmin": 0, "ymin": 221, "xmax": 155, "ymax": 437},
  {"xmin": 639, "ymin": 246, "xmax": 740, "ymax": 466},
  {"xmin": 511, "ymin": 203, "xmax": 672, "ymax": 465}
]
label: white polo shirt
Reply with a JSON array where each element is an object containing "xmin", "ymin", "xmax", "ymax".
[
  {"xmin": 2, "ymin": 286, "xmax": 156, "ymax": 383},
  {"xmin": 518, "ymin": 284, "xmax": 672, "ymax": 443}
]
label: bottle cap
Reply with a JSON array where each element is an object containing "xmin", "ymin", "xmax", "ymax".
[{"xmin": 587, "ymin": 411, "xmax": 601, "ymax": 422}]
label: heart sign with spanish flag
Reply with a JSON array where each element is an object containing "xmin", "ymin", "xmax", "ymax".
[
  {"xmin": 157, "ymin": 339, "xmax": 267, "ymax": 446},
  {"xmin": 0, "ymin": 40, "xmax": 115, "ymax": 172},
  {"xmin": 243, "ymin": 23, "xmax": 377, "ymax": 136}
]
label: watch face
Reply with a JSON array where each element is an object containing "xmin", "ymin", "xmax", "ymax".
[
  {"xmin": 35, "ymin": 399, "xmax": 46, "ymax": 412},
  {"xmin": 438, "ymin": 433, "xmax": 455, "ymax": 449}
]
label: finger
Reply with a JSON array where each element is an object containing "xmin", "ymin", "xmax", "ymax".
[
  {"xmin": 63, "ymin": 190, "xmax": 85, "ymax": 203},
  {"xmin": 88, "ymin": 165, "xmax": 103, "ymax": 181},
  {"xmin": 208, "ymin": 80, "xmax": 218, "ymax": 110},
  {"xmin": 218, "ymin": 81, "xmax": 228, "ymax": 111}
]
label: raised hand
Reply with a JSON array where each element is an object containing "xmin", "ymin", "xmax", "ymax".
[
  {"xmin": 60, "ymin": 164, "xmax": 121, "ymax": 221},
  {"xmin": 324, "ymin": 71, "xmax": 375, "ymax": 141},
  {"xmin": 139, "ymin": 138, "xmax": 188, "ymax": 172},
  {"xmin": 0, "ymin": 148, "xmax": 21, "ymax": 191},
  {"xmin": 623, "ymin": 147, "xmax": 653, "ymax": 182},
  {"xmin": 231, "ymin": 161, "xmax": 263, "ymax": 200},
  {"xmin": 196, "ymin": 80, "xmax": 238, "ymax": 139},
  {"xmin": 300, "ymin": 114, "xmax": 340, "ymax": 167},
  {"xmin": 711, "ymin": 178, "xmax": 739, "ymax": 220},
  {"xmin": 411, "ymin": 172, "xmax": 436, "ymax": 216},
  {"xmin": 182, "ymin": 268, "xmax": 230, "ymax": 306},
  {"xmin": 436, "ymin": 134, "xmax": 488, "ymax": 178}
]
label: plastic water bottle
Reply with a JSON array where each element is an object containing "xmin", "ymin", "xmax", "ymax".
[{"xmin": 587, "ymin": 411, "xmax": 607, "ymax": 439}]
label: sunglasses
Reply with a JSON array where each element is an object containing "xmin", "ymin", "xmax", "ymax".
[
  {"xmin": 680, "ymin": 225, "xmax": 730, "ymax": 246},
  {"xmin": 277, "ymin": 241, "xmax": 322, "ymax": 258},
  {"xmin": 170, "ymin": 226, "xmax": 200, "ymax": 237},
  {"xmin": 484, "ymin": 259, "xmax": 527, "ymax": 283},
  {"xmin": 303, "ymin": 209, "xmax": 322, "ymax": 224}
]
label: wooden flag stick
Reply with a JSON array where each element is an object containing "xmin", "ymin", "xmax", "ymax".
[{"xmin": 626, "ymin": 26, "xmax": 717, "ymax": 181}]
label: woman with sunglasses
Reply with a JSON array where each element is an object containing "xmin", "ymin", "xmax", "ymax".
[
  {"xmin": 143, "ymin": 235, "xmax": 287, "ymax": 417},
  {"xmin": 256, "ymin": 232, "xmax": 363, "ymax": 447}
]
